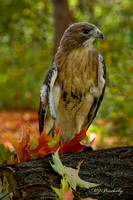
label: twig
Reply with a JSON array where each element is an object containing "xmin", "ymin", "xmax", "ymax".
[{"xmin": 0, "ymin": 183, "xmax": 52, "ymax": 200}]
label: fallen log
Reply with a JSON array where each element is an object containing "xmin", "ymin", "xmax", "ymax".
[{"xmin": 0, "ymin": 146, "xmax": 133, "ymax": 200}]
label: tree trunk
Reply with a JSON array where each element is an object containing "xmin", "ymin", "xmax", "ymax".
[
  {"xmin": 52, "ymin": 0, "xmax": 74, "ymax": 54},
  {"xmin": 0, "ymin": 146, "xmax": 133, "ymax": 200}
]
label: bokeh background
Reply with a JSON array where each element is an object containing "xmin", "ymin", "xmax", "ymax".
[{"xmin": 0, "ymin": 0, "xmax": 133, "ymax": 148}]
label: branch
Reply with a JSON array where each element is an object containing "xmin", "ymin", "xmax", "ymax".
[{"xmin": 0, "ymin": 146, "xmax": 133, "ymax": 200}]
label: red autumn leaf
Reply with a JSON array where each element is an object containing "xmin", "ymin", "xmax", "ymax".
[
  {"xmin": 60, "ymin": 124, "xmax": 88, "ymax": 154},
  {"xmin": 60, "ymin": 141, "xmax": 85, "ymax": 154}
]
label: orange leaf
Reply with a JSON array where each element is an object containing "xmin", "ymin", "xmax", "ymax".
[
  {"xmin": 9, "ymin": 126, "xmax": 31, "ymax": 162},
  {"xmin": 30, "ymin": 128, "xmax": 59, "ymax": 158},
  {"xmin": 18, "ymin": 127, "xmax": 31, "ymax": 161},
  {"xmin": 29, "ymin": 128, "xmax": 51, "ymax": 157}
]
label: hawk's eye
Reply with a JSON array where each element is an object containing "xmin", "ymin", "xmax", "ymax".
[{"xmin": 82, "ymin": 29, "xmax": 90, "ymax": 35}]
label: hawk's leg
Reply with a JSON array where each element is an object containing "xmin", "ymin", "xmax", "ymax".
[{"xmin": 75, "ymin": 94, "xmax": 94, "ymax": 133}]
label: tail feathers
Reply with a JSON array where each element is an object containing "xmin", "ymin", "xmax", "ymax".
[{"xmin": 38, "ymin": 102, "xmax": 46, "ymax": 134}]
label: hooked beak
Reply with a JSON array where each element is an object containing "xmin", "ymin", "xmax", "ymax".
[{"xmin": 96, "ymin": 29, "xmax": 104, "ymax": 40}]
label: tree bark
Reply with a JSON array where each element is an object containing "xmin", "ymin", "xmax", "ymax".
[
  {"xmin": 0, "ymin": 146, "xmax": 133, "ymax": 200},
  {"xmin": 52, "ymin": 0, "xmax": 74, "ymax": 54}
]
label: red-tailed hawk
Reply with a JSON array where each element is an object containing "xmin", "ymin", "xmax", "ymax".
[{"xmin": 38, "ymin": 22, "xmax": 106, "ymax": 142}]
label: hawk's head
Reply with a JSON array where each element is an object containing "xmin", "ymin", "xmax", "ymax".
[{"xmin": 60, "ymin": 22, "xmax": 104, "ymax": 49}]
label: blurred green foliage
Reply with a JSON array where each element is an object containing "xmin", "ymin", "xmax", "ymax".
[
  {"xmin": 0, "ymin": 0, "xmax": 53, "ymax": 109},
  {"xmin": 0, "ymin": 0, "xmax": 133, "ymax": 143}
]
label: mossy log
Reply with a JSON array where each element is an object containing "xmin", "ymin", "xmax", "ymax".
[{"xmin": 0, "ymin": 146, "xmax": 133, "ymax": 200}]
